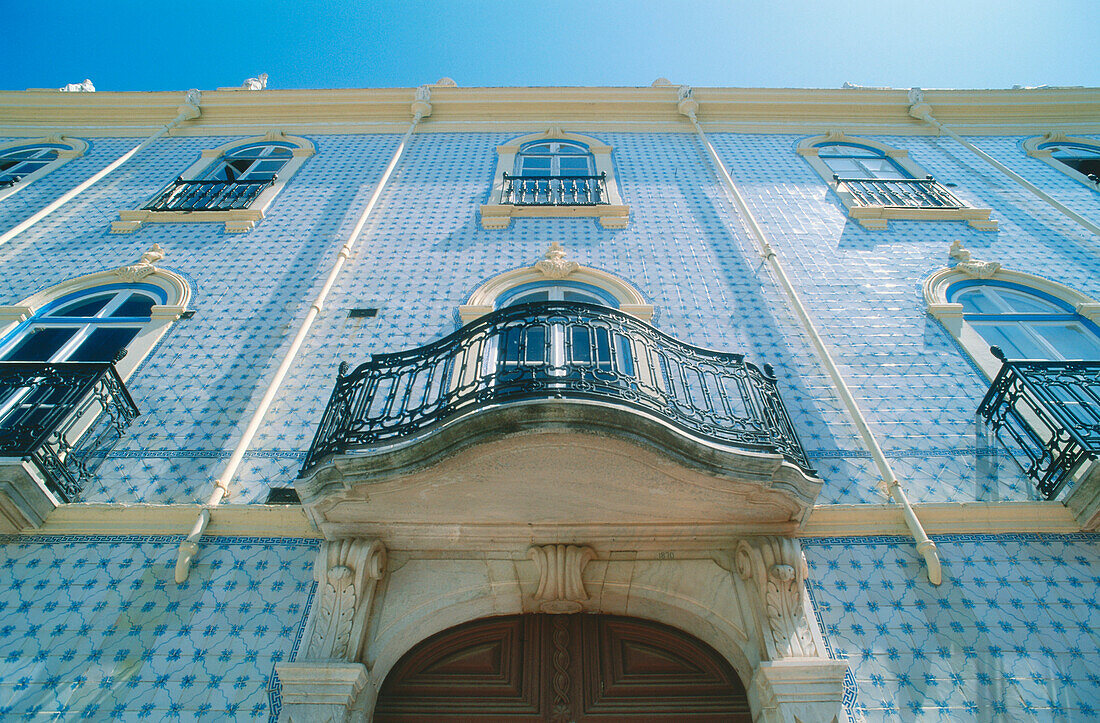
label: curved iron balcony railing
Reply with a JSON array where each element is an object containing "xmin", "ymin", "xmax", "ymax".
[
  {"xmin": 0, "ymin": 361, "xmax": 138, "ymax": 502},
  {"xmin": 143, "ymin": 176, "xmax": 275, "ymax": 212},
  {"xmin": 502, "ymin": 173, "xmax": 607, "ymax": 206},
  {"xmin": 833, "ymin": 174, "xmax": 963, "ymax": 209},
  {"xmin": 301, "ymin": 302, "xmax": 814, "ymax": 476},
  {"xmin": 978, "ymin": 346, "xmax": 1100, "ymax": 500}
]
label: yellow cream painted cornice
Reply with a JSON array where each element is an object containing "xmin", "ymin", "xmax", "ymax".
[{"xmin": 0, "ymin": 86, "xmax": 1097, "ymax": 137}]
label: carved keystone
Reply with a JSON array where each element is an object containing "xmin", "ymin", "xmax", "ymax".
[
  {"xmin": 735, "ymin": 537, "xmax": 820, "ymax": 660},
  {"xmin": 534, "ymin": 242, "xmax": 579, "ymax": 279},
  {"xmin": 303, "ymin": 538, "xmax": 387, "ymax": 662},
  {"xmin": 528, "ymin": 544, "xmax": 596, "ymax": 614}
]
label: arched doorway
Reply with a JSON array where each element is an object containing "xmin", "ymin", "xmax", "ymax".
[{"xmin": 374, "ymin": 614, "xmax": 751, "ymax": 722}]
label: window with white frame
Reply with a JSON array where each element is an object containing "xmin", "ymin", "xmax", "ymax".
[
  {"xmin": 1024, "ymin": 135, "xmax": 1100, "ymax": 191},
  {"xmin": 0, "ymin": 286, "xmax": 163, "ymax": 365},
  {"xmin": 112, "ymin": 131, "xmax": 314, "ymax": 234},
  {"xmin": 950, "ymin": 282, "xmax": 1100, "ymax": 361},
  {"xmin": 797, "ymin": 132, "xmax": 996, "ymax": 230},
  {"xmin": 481, "ymin": 130, "xmax": 629, "ymax": 230},
  {"xmin": 0, "ymin": 137, "xmax": 87, "ymax": 202}
]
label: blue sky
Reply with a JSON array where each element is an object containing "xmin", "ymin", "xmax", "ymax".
[{"xmin": 4, "ymin": 0, "xmax": 1098, "ymax": 91}]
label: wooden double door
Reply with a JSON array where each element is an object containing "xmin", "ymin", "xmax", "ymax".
[{"xmin": 375, "ymin": 614, "xmax": 751, "ymax": 722}]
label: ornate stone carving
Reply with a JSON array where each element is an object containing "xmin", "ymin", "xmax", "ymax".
[
  {"xmin": 303, "ymin": 538, "xmax": 387, "ymax": 662},
  {"xmin": 60, "ymin": 79, "xmax": 95, "ymax": 92},
  {"xmin": 534, "ymin": 242, "xmax": 579, "ymax": 279},
  {"xmin": 735, "ymin": 537, "xmax": 819, "ymax": 659},
  {"xmin": 528, "ymin": 544, "xmax": 595, "ymax": 614},
  {"xmin": 114, "ymin": 244, "xmax": 166, "ymax": 282},
  {"xmin": 412, "ymin": 85, "xmax": 433, "ymax": 119},
  {"xmin": 434, "ymin": 77, "xmax": 458, "ymax": 87},
  {"xmin": 677, "ymin": 85, "xmax": 699, "ymax": 117},
  {"xmin": 243, "ymin": 73, "xmax": 268, "ymax": 91},
  {"xmin": 949, "ymin": 240, "xmax": 1001, "ymax": 278},
  {"xmin": 907, "ymin": 87, "xmax": 925, "ymax": 105}
]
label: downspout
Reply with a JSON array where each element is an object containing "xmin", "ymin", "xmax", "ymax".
[
  {"xmin": 676, "ymin": 87, "xmax": 942, "ymax": 585},
  {"xmin": 173, "ymin": 87, "xmax": 433, "ymax": 584},
  {"xmin": 907, "ymin": 88, "xmax": 1100, "ymax": 239},
  {"xmin": 0, "ymin": 90, "xmax": 202, "ymax": 249}
]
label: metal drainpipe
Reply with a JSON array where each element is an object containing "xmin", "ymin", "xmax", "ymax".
[
  {"xmin": 0, "ymin": 90, "xmax": 202, "ymax": 249},
  {"xmin": 173, "ymin": 88, "xmax": 433, "ymax": 584},
  {"xmin": 676, "ymin": 87, "xmax": 943, "ymax": 585},
  {"xmin": 907, "ymin": 89, "xmax": 1100, "ymax": 239}
]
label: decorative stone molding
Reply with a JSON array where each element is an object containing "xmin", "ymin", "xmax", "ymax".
[
  {"xmin": 480, "ymin": 128, "xmax": 629, "ymax": 229},
  {"xmin": 303, "ymin": 538, "xmax": 387, "ymax": 662},
  {"xmin": 534, "ymin": 242, "xmax": 580, "ymax": 279},
  {"xmin": 59, "ymin": 79, "xmax": 95, "ymax": 93},
  {"xmin": 113, "ymin": 244, "xmax": 166, "ymax": 282},
  {"xmin": 748, "ymin": 659, "xmax": 849, "ymax": 723},
  {"xmin": 948, "ymin": 240, "xmax": 1001, "ymax": 278},
  {"xmin": 411, "ymin": 85, "xmax": 433, "ymax": 119},
  {"xmin": 459, "ymin": 243, "xmax": 653, "ymax": 323},
  {"xmin": 796, "ymin": 131, "xmax": 997, "ymax": 230},
  {"xmin": 528, "ymin": 544, "xmax": 596, "ymax": 613},
  {"xmin": 734, "ymin": 537, "xmax": 819, "ymax": 660},
  {"xmin": 275, "ymin": 661, "xmax": 369, "ymax": 723},
  {"xmin": 1023, "ymin": 132, "xmax": 1100, "ymax": 190}
]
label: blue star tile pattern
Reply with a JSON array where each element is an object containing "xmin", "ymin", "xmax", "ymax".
[
  {"xmin": 0, "ymin": 535, "xmax": 318, "ymax": 720},
  {"xmin": 804, "ymin": 533, "xmax": 1100, "ymax": 721}
]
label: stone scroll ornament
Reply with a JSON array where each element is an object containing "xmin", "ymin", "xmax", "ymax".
[
  {"xmin": 304, "ymin": 538, "xmax": 387, "ymax": 662},
  {"xmin": 735, "ymin": 537, "xmax": 820, "ymax": 659},
  {"xmin": 114, "ymin": 244, "xmax": 165, "ymax": 283},
  {"xmin": 528, "ymin": 544, "xmax": 596, "ymax": 614}
]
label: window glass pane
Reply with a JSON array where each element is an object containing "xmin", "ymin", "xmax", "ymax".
[
  {"xmin": 956, "ymin": 289, "xmax": 1005, "ymax": 314},
  {"xmin": 558, "ymin": 157, "xmax": 592, "ymax": 175},
  {"xmin": 817, "ymin": 144, "xmax": 880, "ymax": 157},
  {"xmin": 2, "ymin": 327, "xmax": 77, "ymax": 361},
  {"xmin": 555, "ymin": 143, "xmax": 588, "ymax": 154},
  {"xmin": 110, "ymin": 295, "xmax": 156, "ymax": 318},
  {"xmin": 522, "ymin": 143, "xmax": 554, "ymax": 154},
  {"xmin": 67, "ymin": 327, "xmax": 141, "ymax": 363},
  {"xmin": 859, "ymin": 159, "xmax": 908, "ymax": 179},
  {"xmin": 995, "ymin": 289, "xmax": 1063, "ymax": 314},
  {"xmin": 506, "ymin": 291, "xmax": 550, "ymax": 307},
  {"xmin": 523, "ymin": 326, "xmax": 546, "ymax": 364},
  {"xmin": 821, "ymin": 158, "xmax": 861, "ymax": 174},
  {"xmin": 570, "ymin": 326, "xmax": 592, "ymax": 364},
  {"xmin": 1031, "ymin": 322, "xmax": 1100, "ymax": 359},
  {"xmin": 518, "ymin": 157, "xmax": 551, "ymax": 175},
  {"xmin": 562, "ymin": 290, "xmax": 605, "ymax": 305},
  {"xmin": 246, "ymin": 160, "xmax": 285, "ymax": 177},
  {"xmin": 50, "ymin": 295, "xmax": 113, "ymax": 318},
  {"xmin": 970, "ymin": 322, "xmax": 1049, "ymax": 360}
]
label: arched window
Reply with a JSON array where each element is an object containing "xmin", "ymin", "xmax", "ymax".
[
  {"xmin": 797, "ymin": 132, "xmax": 995, "ymax": 230},
  {"xmin": 481, "ymin": 130, "xmax": 629, "ymax": 229},
  {"xmin": 950, "ymin": 282, "xmax": 1100, "ymax": 361},
  {"xmin": 0, "ymin": 285, "xmax": 162, "ymax": 364},
  {"xmin": 0, "ymin": 145, "xmax": 60, "ymax": 188},
  {"xmin": 514, "ymin": 140, "xmax": 596, "ymax": 177},
  {"xmin": 924, "ymin": 259, "xmax": 1100, "ymax": 379},
  {"xmin": 112, "ymin": 131, "xmax": 314, "ymax": 233},
  {"xmin": 814, "ymin": 142, "xmax": 910, "ymax": 180},
  {"xmin": 1024, "ymin": 135, "xmax": 1100, "ymax": 190},
  {"xmin": 0, "ymin": 137, "xmax": 87, "ymax": 202}
]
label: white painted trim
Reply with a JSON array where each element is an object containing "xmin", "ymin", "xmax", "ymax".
[
  {"xmin": 1023, "ymin": 132, "xmax": 1100, "ymax": 191},
  {"xmin": 797, "ymin": 131, "xmax": 996, "ymax": 230},
  {"xmin": 923, "ymin": 264, "xmax": 1100, "ymax": 380},
  {"xmin": 803, "ymin": 501, "xmax": 1080, "ymax": 536},
  {"xmin": 110, "ymin": 130, "xmax": 314, "ymax": 233},
  {"xmin": 481, "ymin": 128, "xmax": 629, "ymax": 229},
  {"xmin": 0, "ymin": 136, "xmax": 88, "ymax": 203}
]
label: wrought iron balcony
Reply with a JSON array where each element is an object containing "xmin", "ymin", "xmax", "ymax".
[
  {"xmin": 142, "ymin": 176, "xmax": 275, "ymax": 212},
  {"xmin": 502, "ymin": 173, "xmax": 607, "ymax": 206},
  {"xmin": 833, "ymin": 175, "xmax": 963, "ymax": 209},
  {"xmin": 0, "ymin": 362, "xmax": 138, "ymax": 502},
  {"xmin": 301, "ymin": 301, "xmax": 813, "ymax": 476},
  {"xmin": 977, "ymin": 347, "xmax": 1100, "ymax": 499}
]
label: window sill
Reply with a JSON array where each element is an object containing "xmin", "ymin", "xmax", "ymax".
[
  {"xmin": 846, "ymin": 204, "xmax": 997, "ymax": 231},
  {"xmin": 111, "ymin": 208, "xmax": 264, "ymax": 234},
  {"xmin": 479, "ymin": 203, "xmax": 630, "ymax": 230}
]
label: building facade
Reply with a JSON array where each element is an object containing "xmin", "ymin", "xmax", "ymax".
[{"xmin": 0, "ymin": 82, "xmax": 1097, "ymax": 721}]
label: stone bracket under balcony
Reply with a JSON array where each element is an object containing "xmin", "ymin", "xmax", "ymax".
[
  {"xmin": 296, "ymin": 302, "xmax": 821, "ymax": 541},
  {"xmin": 296, "ymin": 397, "xmax": 822, "ymax": 541}
]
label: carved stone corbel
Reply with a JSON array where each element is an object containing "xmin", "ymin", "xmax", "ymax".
[
  {"xmin": 528, "ymin": 544, "xmax": 595, "ymax": 613},
  {"xmin": 303, "ymin": 538, "xmax": 387, "ymax": 662},
  {"xmin": 734, "ymin": 537, "xmax": 819, "ymax": 660}
]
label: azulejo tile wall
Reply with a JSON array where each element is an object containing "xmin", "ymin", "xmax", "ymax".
[
  {"xmin": 0, "ymin": 536, "xmax": 317, "ymax": 720},
  {"xmin": 805, "ymin": 533, "xmax": 1100, "ymax": 721}
]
